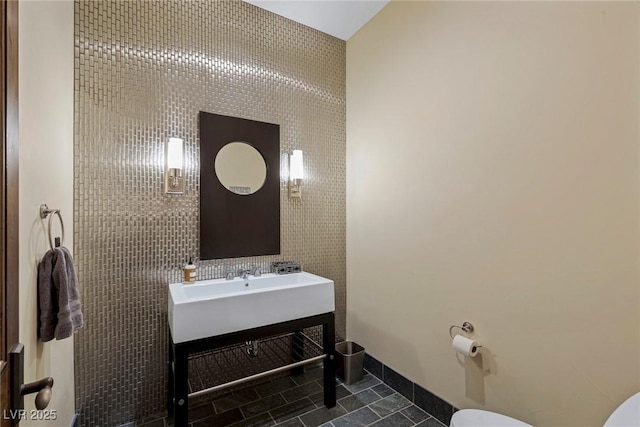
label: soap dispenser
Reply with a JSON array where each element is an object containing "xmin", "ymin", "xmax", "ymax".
[{"xmin": 183, "ymin": 257, "xmax": 197, "ymax": 284}]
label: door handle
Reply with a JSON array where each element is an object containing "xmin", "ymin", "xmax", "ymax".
[
  {"xmin": 9, "ymin": 343, "xmax": 55, "ymax": 418},
  {"xmin": 20, "ymin": 377, "xmax": 53, "ymax": 410}
]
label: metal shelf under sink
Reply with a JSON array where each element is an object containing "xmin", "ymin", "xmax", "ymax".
[
  {"xmin": 186, "ymin": 331, "xmax": 325, "ymax": 399},
  {"xmin": 168, "ymin": 312, "xmax": 337, "ymax": 426}
]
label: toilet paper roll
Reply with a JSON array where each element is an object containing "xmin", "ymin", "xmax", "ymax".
[{"xmin": 452, "ymin": 334, "xmax": 480, "ymax": 357}]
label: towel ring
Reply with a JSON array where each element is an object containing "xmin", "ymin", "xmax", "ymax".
[{"xmin": 40, "ymin": 204, "xmax": 64, "ymax": 250}]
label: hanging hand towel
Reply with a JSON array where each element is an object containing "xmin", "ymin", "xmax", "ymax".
[
  {"xmin": 37, "ymin": 249, "xmax": 58, "ymax": 342},
  {"xmin": 37, "ymin": 246, "xmax": 84, "ymax": 341},
  {"xmin": 53, "ymin": 247, "xmax": 84, "ymax": 339}
]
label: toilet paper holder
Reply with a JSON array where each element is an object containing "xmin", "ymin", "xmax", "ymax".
[{"xmin": 449, "ymin": 321, "xmax": 475, "ymax": 338}]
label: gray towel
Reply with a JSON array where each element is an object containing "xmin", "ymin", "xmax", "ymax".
[
  {"xmin": 37, "ymin": 246, "xmax": 83, "ymax": 341},
  {"xmin": 37, "ymin": 250, "xmax": 58, "ymax": 342}
]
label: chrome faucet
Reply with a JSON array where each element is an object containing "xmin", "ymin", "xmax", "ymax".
[
  {"xmin": 251, "ymin": 267, "xmax": 262, "ymax": 277},
  {"xmin": 225, "ymin": 270, "xmax": 235, "ymax": 281},
  {"xmin": 238, "ymin": 269, "xmax": 251, "ymax": 279}
]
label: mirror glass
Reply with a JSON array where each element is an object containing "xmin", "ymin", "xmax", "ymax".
[{"xmin": 214, "ymin": 142, "xmax": 267, "ymax": 195}]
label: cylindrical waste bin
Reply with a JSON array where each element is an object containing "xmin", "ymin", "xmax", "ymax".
[{"xmin": 335, "ymin": 341, "xmax": 365, "ymax": 385}]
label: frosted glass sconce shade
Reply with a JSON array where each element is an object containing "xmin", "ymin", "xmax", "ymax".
[
  {"xmin": 165, "ymin": 137, "xmax": 185, "ymax": 194},
  {"xmin": 289, "ymin": 150, "xmax": 304, "ymax": 198}
]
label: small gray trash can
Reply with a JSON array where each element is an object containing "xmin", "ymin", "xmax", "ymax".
[{"xmin": 335, "ymin": 341, "xmax": 365, "ymax": 385}]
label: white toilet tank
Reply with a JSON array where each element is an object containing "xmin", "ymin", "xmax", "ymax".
[{"xmin": 603, "ymin": 392, "xmax": 640, "ymax": 427}]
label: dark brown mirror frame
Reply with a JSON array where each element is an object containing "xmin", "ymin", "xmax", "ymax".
[{"xmin": 199, "ymin": 111, "xmax": 280, "ymax": 260}]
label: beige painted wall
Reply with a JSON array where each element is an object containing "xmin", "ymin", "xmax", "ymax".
[
  {"xmin": 346, "ymin": 2, "xmax": 639, "ymax": 427},
  {"xmin": 19, "ymin": 1, "xmax": 75, "ymax": 425}
]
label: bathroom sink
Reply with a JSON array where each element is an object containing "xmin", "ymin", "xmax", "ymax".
[{"xmin": 168, "ymin": 272, "xmax": 335, "ymax": 343}]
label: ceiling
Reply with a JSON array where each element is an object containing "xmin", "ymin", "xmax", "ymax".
[{"xmin": 244, "ymin": 0, "xmax": 390, "ymax": 41}]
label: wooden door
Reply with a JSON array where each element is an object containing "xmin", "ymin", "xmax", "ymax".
[{"xmin": 0, "ymin": 0, "xmax": 19, "ymax": 425}]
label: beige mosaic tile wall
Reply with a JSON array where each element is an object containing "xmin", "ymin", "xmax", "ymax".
[{"xmin": 74, "ymin": 1, "xmax": 345, "ymax": 424}]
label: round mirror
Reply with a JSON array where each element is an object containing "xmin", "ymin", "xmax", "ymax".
[{"xmin": 214, "ymin": 142, "xmax": 267, "ymax": 195}]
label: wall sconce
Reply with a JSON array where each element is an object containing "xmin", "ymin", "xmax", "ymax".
[
  {"xmin": 288, "ymin": 149, "xmax": 304, "ymax": 199},
  {"xmin": 165, "ymin": 137, "xmax": 185, "ymax": 194}
]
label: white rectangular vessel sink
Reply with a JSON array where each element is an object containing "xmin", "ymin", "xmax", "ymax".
[{"xmin": 168, "ymin": 272, "xmax": 335, "ymax": 343}]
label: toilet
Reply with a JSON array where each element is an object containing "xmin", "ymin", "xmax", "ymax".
[
  {"xmin": 450, "ymin": 392, "xmax": 640, "ymax": 427},
  {"xmin": 603, "ymin": 392, "xmax": 640, "ymax": 427},
  {"xmin": 450, "ymin": 409, "xmax": 533, "ymax": 427}
]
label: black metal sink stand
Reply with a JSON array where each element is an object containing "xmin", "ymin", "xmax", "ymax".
[{"xmin": 168, "ymin": 312, "xmax": 336, "ymax": 427}]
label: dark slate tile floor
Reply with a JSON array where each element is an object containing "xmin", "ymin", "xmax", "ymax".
[{"xmin": 143, "ymin": 367, "xmax": 447, "ymax": 427}]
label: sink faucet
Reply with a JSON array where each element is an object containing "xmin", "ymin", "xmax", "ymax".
[
  {"xmin": 251, "ymin": 267, "xmax": 262, "ymax": 277},
  {"xmin": 238, "ymin": 269, "xmax": 251, "ymax": 279}
]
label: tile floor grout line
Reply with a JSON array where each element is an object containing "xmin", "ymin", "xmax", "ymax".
[
  {"xmin": 267, "ymin": 396, "xmax": 317, "ymax": 425},
  {"xmin": 364, "ymin": 409, "xmax": 414, "ymax": 426},
  {"xmin": 326, "ymin": 405, "xmax": 372, "ymax": 426},
  {"xmin": 267, "ymin": 410, "xmax": 277, "ymax": 426},
  {"xmin": 335, "ymin": 401, "xmax": 347, "ymax": 413},
  {"xmin": 325, "ymin": 392, "xmax": 418, "ymax": 427}
]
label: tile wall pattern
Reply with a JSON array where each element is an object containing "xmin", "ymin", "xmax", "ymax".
[{"xmin": 73, "ymin": 1, "xmax": 346, "ymax": 424}]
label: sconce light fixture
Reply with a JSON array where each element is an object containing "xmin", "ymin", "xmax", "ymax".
[
  {"xmin": 288, "ymin": 149, "xmax": 304, "ymax": 199},
  {"xmin": 165, "ymin": 137, "xmax": 185, "ymax": 194}
]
